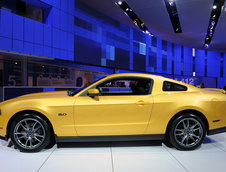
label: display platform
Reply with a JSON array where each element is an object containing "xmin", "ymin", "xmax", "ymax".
[{"xmin": 0, "ymin": 133, "xmax": 226, "ymax": 172}]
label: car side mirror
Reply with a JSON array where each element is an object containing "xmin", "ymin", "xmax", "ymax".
[{"xmin": 87, "ymin": 89, "xmax": 100, "ymax": 97}]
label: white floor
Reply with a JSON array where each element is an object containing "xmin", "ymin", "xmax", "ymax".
[{"xmin": 0, "ymin": 133, "xmax": 226, "ymax": 172}]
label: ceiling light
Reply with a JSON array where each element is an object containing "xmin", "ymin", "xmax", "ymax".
[
  {"xmin": 211, "ymin": 21, "xmax": 215, "ymax": 26},
  {"xmin": 213, "ymin": 5, "xmax": 217, "ymax": 9},
  {"xmin": 117, "ymin": 1, "xmax": 122, "ymax": 5},
  {"xmin": 169, "ymin": 1, "xmax": 174, "ymax": 6},
  {"xmin": 204, "ymin": 44, "xmax": 209, "ymax": 48}
]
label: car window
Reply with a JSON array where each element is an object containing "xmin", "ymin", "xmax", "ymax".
[
  {"xmin": 163, "ymin": 81, "xmax": 187, "ymax": 91},
  {"xmin": 96, "ymin": 77, "xmax": 153, "ymax": 96}
]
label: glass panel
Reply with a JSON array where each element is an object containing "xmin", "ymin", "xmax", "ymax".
[{"xmin": 97, "ymin": 78, "xmax": 152, "ymax": 95}]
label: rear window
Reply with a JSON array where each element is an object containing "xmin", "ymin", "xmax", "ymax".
[{"xmin": 163, "ymin": 81, "xmax": 187, "ymax": 91}]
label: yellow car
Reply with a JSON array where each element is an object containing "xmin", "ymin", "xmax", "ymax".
[{"xmin": 0, "ymin": 73, "xmax": 225, "ymax": 152}]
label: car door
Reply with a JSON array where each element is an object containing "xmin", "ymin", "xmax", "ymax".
[{"xmin": 74, "ymin": 77, "xmax": 154, "ymax": 136}]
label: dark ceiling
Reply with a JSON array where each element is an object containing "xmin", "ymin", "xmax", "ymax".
[{"xmin": 79, "ymin": 0, "xmax": 226, "ymax": 52}]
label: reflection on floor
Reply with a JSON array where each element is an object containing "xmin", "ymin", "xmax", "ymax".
[{"xmin": 0, "ymin": 133, "xmax": 226, "ymax": 172}]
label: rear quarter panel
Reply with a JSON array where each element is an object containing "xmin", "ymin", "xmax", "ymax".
[{"xmin": 145, "ymin": 91, "xmax": 226, "ymax": 134}]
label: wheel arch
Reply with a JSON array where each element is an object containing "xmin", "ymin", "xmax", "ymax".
[
  {"xmin": 6, "ymin": 110, "xmax": 55, "ymax": 140},
  {"xmin": 165, "ymin": 109, "xmax": 209, "ymax": 136}
]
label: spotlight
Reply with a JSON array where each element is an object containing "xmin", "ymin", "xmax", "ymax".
[
  {"xmin": 145, "ymin": 30, "xmax": 150, "ymax": 34},
  {"xmin": 169, "ymin": 1, "xmax": 174, "ymax": 6},
  {"xmin": 211, "ymin": 21, "xmax": 215, "ymax": 26},
  {"xmin": 149, "ymin": 33, "xmax": 153, "ymax": 37},
  {"xmin": 204, "ymin": 44, "xmax": 209, "ymax": 48},
  {"xmin": 126, "ymin": 8, "xmax": 129, "ymax": 11},
  {"xmin": 117, "ymin": 1, "xmax": 122, "ymax": 5},
  {"xmin": 213, "ymin": 5, "xmax": 217, "ymax": 9}
]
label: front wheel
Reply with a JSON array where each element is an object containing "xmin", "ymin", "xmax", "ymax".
[
  {"xmin": 169, "ymin": 114, "xmax": 206, "ymax": 151},
  {"xmin": 10, "ymin": 114, "xmax": 51, "ymax": 152}
]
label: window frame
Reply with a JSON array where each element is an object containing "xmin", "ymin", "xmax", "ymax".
[
  {"xmin": 162, "ymin": 81, "xmax": 188, "ymax": 92},
  {"xmin": 81, "ymin": 76, "xmax": 154, "ymax": 97}
]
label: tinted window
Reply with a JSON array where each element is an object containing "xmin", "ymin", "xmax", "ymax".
[
  {"xmin": 163, "ymin": 81, "xmax": 187, "ymax": 91},
  {"xmin": 97, "ymin": 77, "xmax": 153, "ymax": 96}
]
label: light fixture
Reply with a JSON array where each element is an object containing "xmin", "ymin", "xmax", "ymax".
[
  {"xmin": 203, "ymin": 0, "xmax": 225, "ymax": 48},
  {"xmin": 164, "ymin": 0, "xmax": 182, "ymax": 33},
  {"xmin": 14, "ymin": 62, "xmax": 18, "ymax": 65},
  {"xmin": 117, "ymin": 1, "xmax": 122, "ymax": 5},
  {"xmin": 204, "ymin": 44, "xmax": 209, "ymax": 48},
  {"xmin": 169, "ymin": 1, "xmax": 174, "ymax": 6},
  {"xmin": 116, "ymin": 1, "xmax": 153, "ymax": 36}
]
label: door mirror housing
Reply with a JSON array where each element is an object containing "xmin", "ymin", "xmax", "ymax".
[{"xmin": 88, "ymin": 89, "xmax": 100, "ymax": 97}]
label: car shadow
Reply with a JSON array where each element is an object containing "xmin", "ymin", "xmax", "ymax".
[{"xmin": 203, "ymin": 136, "xmax": 216, "ymax": 144}]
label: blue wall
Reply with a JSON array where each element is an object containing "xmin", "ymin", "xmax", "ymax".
[
  {"xmin": 0, "ymin": 0, "xmax": 226, "ymax": 88},
  {"xmin": 0, "ymin": 0, "xmax": 74, "ymax": 61}
]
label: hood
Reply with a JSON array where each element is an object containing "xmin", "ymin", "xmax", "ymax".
[
  {"xmin": 18, "ymin": 91, "xmax": 68, "ymax": 99},
  {"xmin": 1, "ymin": 91, "xmax": 68, "ymax": 105}
]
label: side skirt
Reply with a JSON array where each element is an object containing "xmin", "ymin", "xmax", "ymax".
[
  {"xmin": 208, "ymin": 127, "xmax": 226, "ymax": 135},
  {"xmin": 56, "ymin": 134, "xmax": 165, "ymax": 143}
]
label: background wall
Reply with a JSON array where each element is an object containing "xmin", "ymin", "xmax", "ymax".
[{"xmin": 0, "ymin": 0, "xmax": 225, "ymax": 88}]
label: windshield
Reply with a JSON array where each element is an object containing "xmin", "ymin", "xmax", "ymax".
[{"xmin": 67, "ymin": 76, "xmax": 107, "ymax": 96}]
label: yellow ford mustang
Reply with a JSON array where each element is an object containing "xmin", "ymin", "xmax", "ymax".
[{"xmin": 0, "ymin": 73, "xmax": 226, "ymax": 152}]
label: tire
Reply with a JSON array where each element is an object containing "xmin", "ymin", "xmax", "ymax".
[
  {"xmin": 168, "ymin": 113, "xmax": 206, "ymax": 151},
  {"xmin": 9, "ymin": 114, "xmax": 51, "ymax": 152},
  {"xmin": 163, "ymin": 136, "xmax": 173, "ymax": 148},
  {"xmin": 45, "ymin": 132, "xmax": 56, "ymax": 149}
]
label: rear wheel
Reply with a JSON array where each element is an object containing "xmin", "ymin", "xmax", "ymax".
[
  {"xmin": 10, "ymin": 114, "xmax": 51, "ymax": 152},
  {"xmin": 169, "ymin": 114, "xmax": 206, "ymax": 151}
]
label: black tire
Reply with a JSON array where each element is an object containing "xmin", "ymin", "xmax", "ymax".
[
  {"xmin": 168, "ymin": 113, "xmax": 206, "ymax": 151},
  {"xmin": 45, "ymin": 133, "xmax": 56, "ymax": 149},
  {"xmin": 163, "ymin": 136, "xmax": 174, "ymax": 148},
  {"xmin": 9, "ymin": 114, "xmax": 51, "ymax": 152}
]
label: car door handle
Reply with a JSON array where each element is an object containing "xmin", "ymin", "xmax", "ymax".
[{"xmin": 135, "ymin": 100, "xmax": 147, "ymax": 105}]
